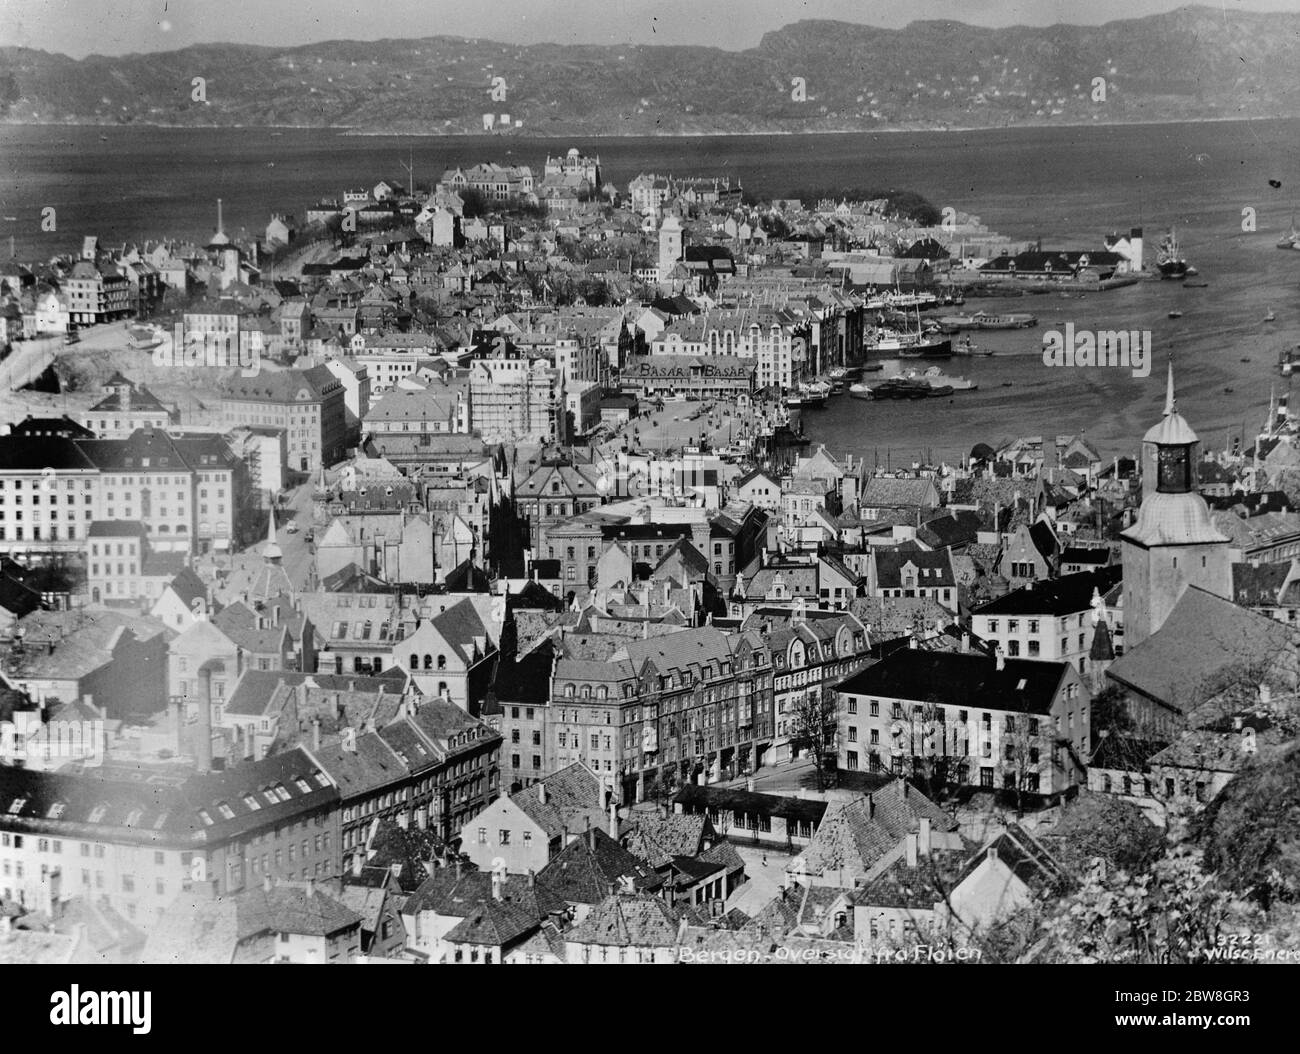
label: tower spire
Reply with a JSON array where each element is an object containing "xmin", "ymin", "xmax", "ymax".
[
  {"xmin": 1163, "ymin": 357, "xmax": 1176, "ymax": 416},
  {"xmin": 264, "ymin": 501, "xmax": 282, "ymax": 563}
]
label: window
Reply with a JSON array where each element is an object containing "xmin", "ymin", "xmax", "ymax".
[
  {"xmin": 477, "ymin": 828, "xmax": 487, "ymax": 845},
  {"xmin": 498, "ymin": 829, "xmax": 511, "ymax": 845},
  {"xmin": 847, "ymin": 699, "xmax": 858, "ymax": 715}
]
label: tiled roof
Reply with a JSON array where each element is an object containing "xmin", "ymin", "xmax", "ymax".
[
  {"xmin": 537, "ymin": 828, "xmax": 663, "ymax": 904},
  {"xmin": 796, "ymin": 779, "xmax": 956, "ymax": 880},
  {"xmin": 565, "ymin": 892, "xmax": 682, "ymax": 949},
  {"xmin": 1106, "ymin": 588, "xmax": 1296, "ymax": 713},
  {"xmin": 511, "ymin": 763, "xmax": 606, "ymax": 840}
]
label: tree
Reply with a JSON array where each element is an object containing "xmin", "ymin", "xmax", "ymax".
[
  {"xmin": 1037, "ymin": 847, "xmax": 1235, "ymax": 964},
  {"xmin": 789, "ymin": 686, "xmax": 837, "ymax": 791},
  {"xmin": 1197, "ymin": 742, "xmax": 1300, "ymax": 909}
]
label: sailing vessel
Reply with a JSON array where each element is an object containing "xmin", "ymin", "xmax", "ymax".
[{"xmin": 1155, "ymin": 227, "xmax": 1195, "ymax": 279}]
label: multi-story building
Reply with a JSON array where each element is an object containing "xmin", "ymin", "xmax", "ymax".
[
  {"xmin": 79, "ymin": 374, "xmax": 170, "ymax": 436},
  {"xmin": 63, "ymin": 260, "xmax": 133, "ymax": 325},
  {"xmin": 468, "ymin": 346, "xmax": 562, "ymax": 446},
  {"xmin": 0, "ymin": 436, "xmax": 98, "ymax": 556},
  {"xmin": 219, "ymin": 366, "xmax": 347, "ymax": 473},
  {"xmin": 835, "ymin": 648, "xmax": 1090, "ymax": 794},
  {"xmin": 305, "ymin": 698, "xmax": 502, "ymax": 864},
  {"xmin": 547, "ymin": 626, "xmax": 777, "ymax": 804},
  {"xmin": 440, "ymin": 164, "xmax": 535, "ymax": 203},
  {"xmin": 79, "ymin": 428, "xmax": 243, "ymax": 556},
  {"xmin": 514, "ymin": 460, "xmax": 605, "ymax": 552},
  {"xmin": 544, "ymin": 149, "xmax": 602, "ymax": 188},
  {"xmin": 0, "ymin": 748, "xmax": 340, "ymax": 924},
  {"xmin": 971, "ymin": 566, "xmax": 1123, "ymax": 674},
  {"xmin": 743, "ymin": 606, "xmax": 871, "ymax": 765}
]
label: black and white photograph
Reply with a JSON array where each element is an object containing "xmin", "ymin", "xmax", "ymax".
[{"xmin": 0, "ymin": 0, "xmax": 1297, "ymax": 1004}]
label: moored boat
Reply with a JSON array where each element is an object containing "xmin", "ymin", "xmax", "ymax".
[{"xmin": 848, "ymin": 382, "xmax": 875, "ymax": 400}]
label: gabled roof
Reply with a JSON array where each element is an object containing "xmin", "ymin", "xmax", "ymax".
[
  {"xmin": 1106, "ymin": 587, "xmax": 1295, "ymax": 713},
  {"xmin": 537, "ymin": 827, "xmax": 663, "ymax": 905},
  {"xmin": 796, "ymin": 779, "xmax": 956, "ymax": 880},
  {"xmin": 564, "ymin": 892, "xmax": 682, "ymax": 949},
  {"xmin": 510, "ymin": 762, "xmax": 606, "ymax": 841}
]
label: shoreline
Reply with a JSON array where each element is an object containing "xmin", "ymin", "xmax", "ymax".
[{"xmin": 2, "ymin": 114, "xmax": 1296, "ymax": 140}]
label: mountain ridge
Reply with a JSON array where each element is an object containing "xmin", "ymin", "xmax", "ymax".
[{"xmin": 1, "ymin": 6, "xmax": 1297, "ymax": 136}]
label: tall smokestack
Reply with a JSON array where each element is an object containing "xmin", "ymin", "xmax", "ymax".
[{"xmin": 197, "ymin": 665, "xmax": 215, "ymax": 773}]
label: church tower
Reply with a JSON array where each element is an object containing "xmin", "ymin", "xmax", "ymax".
[
  {"xmin": 1121, "ymin": 362, "xmax": 1232, "ymax": 648},
  {"xmin": 658, "ymin": 214, "xmax": 683, "ymax": 279}
]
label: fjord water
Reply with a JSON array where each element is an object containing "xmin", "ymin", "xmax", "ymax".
[{"xmin": 2, "ymin": 119, "xmax": 1299, "ymax": 456}]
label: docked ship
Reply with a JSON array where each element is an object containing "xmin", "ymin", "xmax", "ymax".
[
  {"xmin": 951, "ymin": 336, "xmax": 993, "ymax": 356},
  {"xmin": 1155, "ymin": 227, "xmax": 1196, "ymax": 279},
  {"xmin": 865, "ymin": 328, "xmax": 952, "ymax": 359},
  {"xmin": 868, "ymin": 377, "xmax": 933, "ymax": 400},
  {"xmin": 798, "ymin": 380, "xmax": 831, "ymax": 408},
  {"xmin": 937, "ymin": 312, "xmax": 1036, "ymax": 332}
]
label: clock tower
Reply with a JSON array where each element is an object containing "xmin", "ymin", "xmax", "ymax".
[{"xmin": 1121, "ymin": 362, "xmax": 1232, "ymax": 648}]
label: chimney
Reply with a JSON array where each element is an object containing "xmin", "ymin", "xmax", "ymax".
[
  {"xmin": 609, "ymin": 802, "xmax": 618, "ymax": 839},
  {"xmin": 491, "ymin": 869, "xmax": 503, "ymax": 901},
  {"xmin": 263, "ymin": 875, "xmax": 273, "ymax": 893},
  {"xmin": 995, "ymin": 647, "xmax": 1005, "ymax": 672},
  {"xmin": 589, "ymin": 826, "xmax": 598, "ymax": 851},
  {"xmin": 960, "ymin": 631, "xmax": 970, "ymax": 653},
  {"xmin": 905, "ymin": 832, "xmax": 918, "ymax": 868},
  {"xmin": 919, "ymin": 817, "xmax": 932, "ymax": 858},
  {"xmin": 306, "ymin": 878, "xmax": 316, "ymax": 898},
  {"xmin": 351, "ymin": 853, "xmax": 363, "ymax": 878},
  {"xmin": 538, "ymin": 781, "xmax": 548, "ymax": 805},
  {"xmin": 311, "ymin": 715, "xmax": 321, "ymax": 751},
  {"xmin": 867, "ymin": 794, "xmax": 874, "ymax": 819},
  {"xmin": 196, "ymin": 665, "xmax": 215, "ymax": 773},
  {"xmin": 454, "ymin": 858, "xmax": 462, "ymax": 880},
  {"xmin": 527, "ymin": 870, "xmax": 535, "ymax": 889}
]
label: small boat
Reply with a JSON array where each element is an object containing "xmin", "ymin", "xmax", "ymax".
[
  {"xmin": 922, "ymin": 366, "xmax": 978, "ymax": 391},
  {"xmin": 1265, "ymin": 311, "xmax": 1277, "ymax": 322},
  {"xmin": 1184, "ymin": 280, "xmax": 1209, "ymax": 288},
  {"xmin": 927, "ymin": 384, "xmax": 954, "ymax": 398},
  {"xmin": 849, "ymin": 382, "xmax": 874, "ymax": 400},
  {"xmin": 860, "ymin": 362, "xmax": 884, "ymax": 373},
  {"xmin": 783, "ymin": 394, "xmax": 803, "ymax": 409},
  {"xmin": 1224, "ymin": 387, "xmax": 1235, "ymax": 393},
  {"xmin": 1000, "ymin": 381, "xmax": 1014, "ymax": 388},
  {"xmin": 1240, "ymin": 357, "xmax": 1251, "ymax": 363},
  {"xmin": 1168, "ymin": 310, "xmax": 1183, "ymax": 319},
  {"xmin": 951, "ymin": 336, "xmax": 993, "ymax": 357}
]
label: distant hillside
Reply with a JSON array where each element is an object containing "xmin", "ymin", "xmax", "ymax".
[{"xmin": 2, "ymin": 6, "xmax": 1299, "ymax": 135}]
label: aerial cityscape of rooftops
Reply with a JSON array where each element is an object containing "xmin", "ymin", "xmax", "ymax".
[{"xmin": 1, "ymin": 2, "xmax": 1300, "ymax": 970}]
